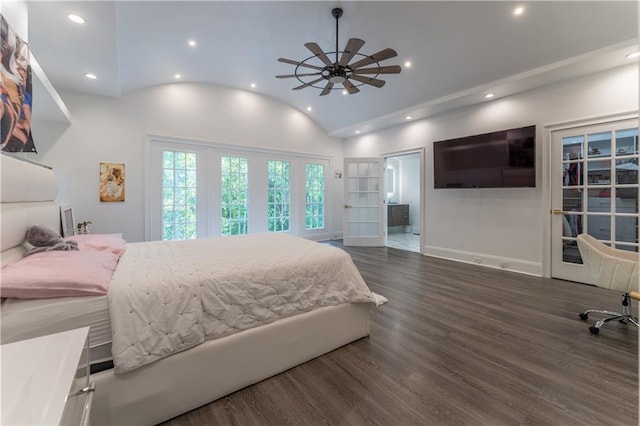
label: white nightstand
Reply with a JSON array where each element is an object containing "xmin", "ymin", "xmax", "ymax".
[{"xmin": 1, "ymin": 327, "xmax": 94, "ymax": 425}]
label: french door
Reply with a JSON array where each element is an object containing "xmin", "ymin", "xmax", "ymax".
[
  {"xmin": 343, "ymin": 158, "xmax": 385, "ymax": 246},
  {"xmin": 146, "ymin": 137, "xmax": 332, "ymax": 241},
  {"xmin": 550, "ymin": 118, "xmax": 639, "ymax": 282}
]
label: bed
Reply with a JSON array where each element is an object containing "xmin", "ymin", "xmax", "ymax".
[{"xmin": 0, "ymin": 154, "xmax": 383, "ymax": 425}]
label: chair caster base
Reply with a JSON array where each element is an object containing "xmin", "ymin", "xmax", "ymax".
[{"xmin": 579, "ymin": 292, "xmax": 639, "ymax": 334}]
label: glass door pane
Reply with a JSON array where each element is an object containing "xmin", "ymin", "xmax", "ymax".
[
  {"xmin": 343, "ymin": 158, "xmax": 384, "ymax": 246},
  {"xmin": 560, "ymin": 135, "xmax": 585, "ymax": 263},
  {"xmin": 162, "ymin": 150, "xmax": 198, "ymax": 241},
  {"xmin": 221, "ymin": 156, "xmax": 249, "ymax": 235}
]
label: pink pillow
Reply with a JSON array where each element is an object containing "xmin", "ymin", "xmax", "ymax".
[
  {"xmin": 66, "ymin": 234, "xmax": 126, "ymax": 257},
  {"xmin": 0, "ymin": 250, "xmax": 118, "ymax": 299}
]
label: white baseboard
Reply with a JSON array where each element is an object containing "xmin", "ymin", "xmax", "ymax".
[{"xmin": 422, "ymin": 245, "xmax": 542, "ymax": 277}]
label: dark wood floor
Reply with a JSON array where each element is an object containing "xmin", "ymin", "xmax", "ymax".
[{"xmin": 162, "ymin": 243, "xmax": 638, "ymax": 426}]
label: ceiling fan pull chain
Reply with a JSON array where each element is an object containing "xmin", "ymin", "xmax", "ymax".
[{"xmin": 334, "ymin": 8, "xmax": 340, "ymax": 64}]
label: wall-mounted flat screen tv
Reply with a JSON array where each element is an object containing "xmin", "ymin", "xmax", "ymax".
[{"xmin": 433, "ymin": 125, "xmax": 536, "ymax": 188}]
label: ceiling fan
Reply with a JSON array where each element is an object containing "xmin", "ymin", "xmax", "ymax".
[{"xmin": 276, "ymin": 7, "xmax": 401, "ymax": 96}]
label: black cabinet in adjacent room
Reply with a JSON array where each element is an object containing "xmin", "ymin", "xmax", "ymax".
[{"xmin": 388, "ymin": 204, "xmax": 410, "ymax": 227}]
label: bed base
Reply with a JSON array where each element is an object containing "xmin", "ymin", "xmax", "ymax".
[{"xmin": 91, "ymin": 302, "xmax": 370, "ymax": 426}]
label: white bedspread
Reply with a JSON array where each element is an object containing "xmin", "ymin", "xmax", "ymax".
[{"xmin": 109, "ymin": 233, "xmax": 383, "ymax": 373}]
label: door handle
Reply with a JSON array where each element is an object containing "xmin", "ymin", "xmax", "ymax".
[
  {"xmin": 551, "ymin": 208, "xmax": 569, "ymax": 215},
  {"xmin": 344, "ymin": 204, "xmax": 352, "ymax": 209}
]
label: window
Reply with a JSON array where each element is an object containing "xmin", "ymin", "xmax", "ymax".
[
  {"xmin": 268, "ymin": 160, "xmax": 290, "ymax": 232},
  {"xmin": 221, "ymin": 156, "xmax": 249, "ymax": 235},
  {"xmin": 149, "ymin": 137, "xmax": 332, "ymax": 241},
  {"xmin": 162, "ymin": 150, "xmax": 197, "ymax": 241},
  {"xmin": 305, "ymin": 163, "xmax": 325, "ymax": 230}
]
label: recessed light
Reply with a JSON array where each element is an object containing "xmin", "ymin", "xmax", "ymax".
[
  {"xmin": 68, "ymin": 14, "xmax": 86, "ymax": 24},
  {"xmin": 404, "ymin": 61, "xmax": 412, "ymax": 68},
  {"xmin": 405, "ymin": 116, "xmax": 412, "ymax": 120},
  {"xmin": 513, "ymin": 6, "xmax": 525, "ymax": 16},
  {"xmin": 188, "ymin": 40, "xmax": 197, "ymax": 47},
  {"xmin": 626, "ymin": 52, "xmax": 640, "ymax": 59},
  {"xmin": 175, "ymin": 74, "xmax": 182, "ymax": 79},
  {"xmin": 342, "ymin": 90, "xmax": 348, "ymax": 95},
  {"xmin": 485, "ymin": 93, "xmax": 495, "ymax": 99},
  {"xmin": 355, "ymin": 130, "xmax": 361, "ymax": 134},
  {"xmin": 250, "ymin": 83, "xmax": 256, "ymax": 88},
  {"xmin": 307, "ymin": 106, "xmax": 312, "ymax": 112},
  {"xmin": 84, "ymin": 73, "xmax": 97, "ymax": 79}
]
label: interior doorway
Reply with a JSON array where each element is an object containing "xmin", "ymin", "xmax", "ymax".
[{"xmin": 384, "ymin": 150, "xmax": 424, "ymax": 253}]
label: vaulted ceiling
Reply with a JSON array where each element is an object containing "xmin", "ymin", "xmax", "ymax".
[{"xmin": 26, "ymin": 1, "xmax": 638, "ymax": 138}]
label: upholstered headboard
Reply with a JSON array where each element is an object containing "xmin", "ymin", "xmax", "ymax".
[{"xmin": 1, "ymin": 154, "xmax": 60, "ymax": 266}]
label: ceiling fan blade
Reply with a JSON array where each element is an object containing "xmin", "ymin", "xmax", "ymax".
[
  {"xmin": 338, "ymin": 38, "xmax": 365, "ymax": 67},
  {"xmin": 276, "ymin": 72, "xmax": 322, "ymax": 79},
  {"xmin": 349, "ymin": 48, "xmax": 398, "ymax": 69},
  {"xmin": 293, "ymin": 77, "xmax": 326, "ymax": 90},
  {"xmin": 304, "ymin": 42, "xmax": 334, "ymax": 67},
  {"xmin": 278, "ymin": 58, "xmax": 325, "ymax": 71},
  {"xmin": 350, "ymin": 74, "xmax": 386, "ymax": 88},
  {"xmin": 320, "ymin": 82, "xmax": 334, "ymax": 96},
  {"xmin": 352, "ymin": 65, "xmax": 401, "ymax": 75},
  {"xmin": 342, "ymin": 79, "xmax": 360, "ymax": 95}
]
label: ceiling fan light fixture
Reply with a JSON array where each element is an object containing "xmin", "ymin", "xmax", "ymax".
[
  {"xmin": 276, "ymin": 8, "xmax": 401, "ymax": 96},
  {"xmin": 329, "ymin": 73, "xmax": 347, "ymax": 84}
]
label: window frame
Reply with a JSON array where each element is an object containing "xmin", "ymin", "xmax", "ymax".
[
  {"xmin": 267, "ymin": 159, "xmax": 291, "ymax": 233},
  {"xmin": 305, "ymin": 162, "xmax": 326, "ymax": 231},
  {"xmin": 161, "ymin": 150, "xmax": 199, "ymax": 241},
  {"xmin": 221, "ymin": 155, "xmax": 250, "ymax": 236},
  {"xmin": 146, "ymin": 135, "xmax": 333, "ymax": 241}
]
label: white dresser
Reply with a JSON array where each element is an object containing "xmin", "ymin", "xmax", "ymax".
[{"xmin": 1, "ymin": 327, "xmax": 94, "ymax": 425}]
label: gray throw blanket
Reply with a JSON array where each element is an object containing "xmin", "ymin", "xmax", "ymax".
[{"xmin": 25, "ymin": 225, "xmax": 79, "ymax": 256}]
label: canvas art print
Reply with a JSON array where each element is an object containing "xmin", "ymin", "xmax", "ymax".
[
  {"xmin": 100, "ymin": 163, "xmax": 125, "ymax": 202},
  {"xmin": 1, "ymin": 14, "xmax": 36, "ymax": 153}
]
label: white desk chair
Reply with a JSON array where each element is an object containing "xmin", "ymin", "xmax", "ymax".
[{"xmin": 576, "ymin": 233, "xmax": 639, "ymax": 335}]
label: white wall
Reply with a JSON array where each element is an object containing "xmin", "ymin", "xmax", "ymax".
[
  {"xmin": 344, "ymin": 64, "xmax": 639, "ymax": 276},
  {"xmin": 398, "ymin": 154, "xmax": 421, "ymax": 234},
  {"xmin": 1, "ymin": 1, "xmax": 28, "ymax": 40},
  {"xmin": 33, "ymin": 84, "xmax": 344, "ymax": 242}
]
